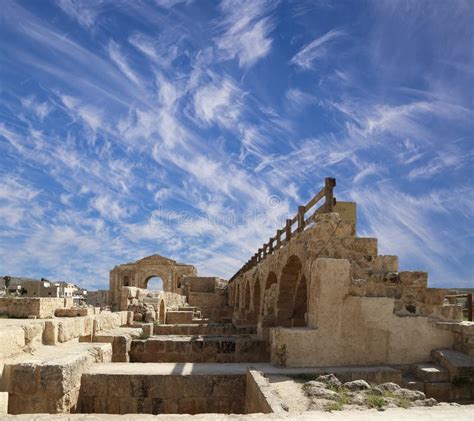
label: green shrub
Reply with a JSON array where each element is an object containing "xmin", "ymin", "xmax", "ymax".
[{"xmin": 367, "ymin": 393, "xmax": 385, "ymax": 409}]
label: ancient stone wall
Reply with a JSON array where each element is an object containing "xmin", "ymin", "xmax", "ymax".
[
  {"xmin": 129, "ymin": 335, "xmax": 268, "ymax": 363},
  {"xmin": 118, "ymin": 286, "xmax": 186, "ymax": 323},
  {"xmin": 226, "ymin": 210, "xmax": 463, "ymax": 368},
  {"xmin": 0, "ymin": 297, "xmax": 72, "ymax": 319},
  {"xmin": 269, "ymin": 258, "xmax": 455, "ymax": 367},
  {"xmin": 78, "ymin": 371, "xmax": 246, "ymax": 414},
  {"xmin": 245, "ymin": 371, "xmax": 286, "ymax": 414},
  {"xmin": 86, "ymin": 290, "xmax": 109, "ymax": 308}
]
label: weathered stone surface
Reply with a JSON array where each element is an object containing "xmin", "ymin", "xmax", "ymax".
[
  {"xmin": 316, "ymin": 374, "xmax": 341, "ymax": 388},
  {"xmin": 303, "ymin": 385, "xmax": 339, "ymax": 400},
  {"xmin": 343, "ymin": 380, "xmax": 371, "ymax": 390},
  {"xmin": 394, "ymin": 388, "xmax": 426, "ymax": 401},
  {"xmin": 374, "ymin": 382, "xmax": 400, "ymax": 393},
  {"xmin": 0, "ymin": 392, "xmax": 7, "ymax": 414},
  {"xmin": 0, "ymin": 297, "xmax": 71, "ymax": 318},
  {"xmin": 109, "ymin": 254, "xmax": 195, "ymax": 310},
  {"xmin": 6, "ymin": 343, "xmax": 112, "ymax": 414}
]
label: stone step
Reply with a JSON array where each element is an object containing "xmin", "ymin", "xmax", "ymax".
[
  {"xmin": 431, "ymin": 349, "xmax": 474, "ymax": 378},
  {"xmin": 153, "ymin": 323, "xmax": 235, "ymax": 336},
  {"xmin": 401, "ymin": 375, "xmax": 424, "ymax": 392},
  {"xmin": 413, "ymin": 363, "xmax": 449, "ymax": 382},
  {"xmin": 424, "ymin": 381, "xmax": 452, "ymax": 402}
]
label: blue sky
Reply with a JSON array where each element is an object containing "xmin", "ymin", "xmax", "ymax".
[{"xmin": 0, "ymin": 0, "xmax": 473, "ymax": 290}]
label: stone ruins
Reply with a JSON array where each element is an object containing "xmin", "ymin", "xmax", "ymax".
[{"xmin": 0, "ymin": 178, "xmax": 473, "ymax": 419}]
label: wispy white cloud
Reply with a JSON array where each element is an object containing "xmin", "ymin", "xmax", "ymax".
[
  {"xmin": 107, "ymin": 40, "xmax": 142, "ymax": 86},
  {"xmin": 156, "ymin": 0, "xmax": 194, "ymax": 9},
  {"xmin": 291, "ymin": 28, "xmax": 345, "ymax": 70},
  {"xmin": 56, "ymin": 0, "xmax": 104, "ymax": 29},
  {"xmin": 351, "ymin": 182, "xmax": 474, "ymax": 287},
  {"xmin": 61, "ymin": 95, "xmax": 103, "ymax": 132},
  {"xmin": 90, "ymin": 194, "xmax": 132, "ymax": 222},
  {"xmin": 20, "ymin": 96, "xmax": 53, "ymax": 121},
  {"xmin": 285, "ymin": 88, "xmax": 317, "ymax": 109},
  {"xmin": 216, "ymin": 0, "xmax": 276, "ymax": 68},
  {"xmin": 193, "ymin": 76, "xmax": 241, "ymax": 127},
  {"xmin": 353, "ymin": 163, "xmax": 383, "ymax": 184}
]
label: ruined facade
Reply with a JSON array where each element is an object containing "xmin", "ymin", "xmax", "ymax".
[
  {"xmin": 0, "ymin": 178, "xmax": 473, "ymax": 418},
  {"xmin": 109, "ymin": 254, "xmax": 196, "ymax": 310}
]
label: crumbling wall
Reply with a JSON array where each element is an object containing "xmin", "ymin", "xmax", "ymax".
[
  {"xmin": 270, "ymin": 258, "xmax": 455, "ymax": 367},
  {"xmin": 0, "ymin": 297, "xmax": 72, "ymax": 319},
  {"xmin": 119, "ymin": 286, "xmax": 186, "ymax": 323}
]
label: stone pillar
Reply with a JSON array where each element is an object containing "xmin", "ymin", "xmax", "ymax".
[{"xmin": 307, "ymin": 258, "xmax": 350, "ymax": 329}]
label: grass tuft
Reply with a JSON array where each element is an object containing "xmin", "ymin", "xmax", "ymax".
[{"xmin": 367, "ymin": 393, "xmax": 385, "ymax": 410}]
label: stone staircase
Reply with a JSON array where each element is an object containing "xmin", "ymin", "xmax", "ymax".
[
  {"xmin": 435, "ymin": 321, "xmax": 474, "ymax": 356},
  {"xmin": 402, "ymin": 347, "xmax": 474, "ymax": 402}
]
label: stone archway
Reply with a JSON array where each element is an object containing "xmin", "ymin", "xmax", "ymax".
[
  {"xmin": 146, "ymin": 276, "xmax": 164, "ymax": 292},
  {"xmin": 276, "ymin": 255, "xmax": 302, "ymax": 327},
  {"xmin": 109, "ymin": 254, "xmax": 197, "ymax": 310},
  {"xmin": 264, "ymin": 272, "xmax": 278, "ymax": 317},
  {"xmin": 292, "ymin": 274, "xmax": 308, "ymax": 327},
  {"xmin": 252, "ymin": 278, "xmax": 261, "ymax": 319},
  {"xmin": 244, "ymin": 281, "xmax": 251, "ymax": 310}
]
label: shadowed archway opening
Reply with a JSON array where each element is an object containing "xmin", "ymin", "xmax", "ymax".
[
  {"xmin": 252, "ymin": 279, "xmax": 261, "ymax": 319},
  {"xmin": 292, "ymin": 274, "xmax": 308, "ymax": 327},
  {"xmin": 276, "ymin": 255, "xmax": 302, "ymax": 327},
  {"xmin": 244, "ymin": 281, "xmax": 251, "ymax": 310},
  {"xmin": 264, "ymin": 272, "xmax": 278, "ymax": 317},
  {"xmin": 146, "ymin": 276, "xmax": 164, "ymax": 292}
]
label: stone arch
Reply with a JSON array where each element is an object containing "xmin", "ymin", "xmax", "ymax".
[
  {"xmin": 252, "ymin": 278, "xmax": 261, "ymax": 317},
  {"xmin": 159, "ymin": 299, "xmax": 166, "ymax": 324},
  {"xmin": 276, "ymin": 255, "xmax": 302, "ymax": 327},
  {"xmin": 109, "ymin": 254, "xmax": 197, "ymax": 310},
  {"xmin": 264, "ymin": 272, "xmax": 278, "ymax": 316},
  {"xmin": 146, "ymin": 276, "xmax": 164, "ymax": 292},
  {"xmin": 292, "ymin": 274, "xmax": 308, "ymax": 327},
  {"xmin": 244, "ymin": 281, "xmax": 251, "ymax": 309}
]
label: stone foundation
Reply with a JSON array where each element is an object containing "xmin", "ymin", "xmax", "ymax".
[
  {"xmin": 129, "ymin": 335, "xmax": 269, "ymax": 363},
  {"xmin": 78, "ymin": 365, "xmax": 247, "ymax": 414}
]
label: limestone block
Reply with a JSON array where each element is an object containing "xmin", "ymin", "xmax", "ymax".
[
  {"xmin": 55, "ymin": 307, "xmax": 93, "ymax": 317},
  {"xmin": 372, "ymin": 255, "xmax": 399, "ymax": 273},
  {"xmin": 43, "ymin": 320, "xmax": 58, "ymax": 345},
  {"xmin": 127, "ymin": 311, "xmax": 134, "ymax": 325},
  {"xmin": 0, "ymin": 392, "xmax": 7, "ymax": 414},
  {"xmin": 399, "ymin": 271, "xmax": 428, "ymax": 288},
  {"xmin": 0, "ymin": 326, "xmax": 25, "ymax": 359},
  {"xmin": 424, "ymin": 381, "xmax": 451, "ymax": 401}
]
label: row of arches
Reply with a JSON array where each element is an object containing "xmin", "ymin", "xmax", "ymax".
[{"xmin": 230, "ymin": 255, "xmax": 308, "ymax": 328}]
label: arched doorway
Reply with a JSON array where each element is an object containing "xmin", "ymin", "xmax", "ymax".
[
  {"xmin": 146, "ymin": 276, "xmax": 164, "ymax": 292},
  {"xmin": 276, "ymin": 255, "xmax": 302, "ymax": 327},
  {"xmin": 252, "ymin": 279, "xmax": 261, "ymax": 318},
  {"xmin": 244, "ymin": 281, "xmax": 251, "ymax": 310},
  {"xmin": 292, "ymin": 274, "xmax": 308, "ymax": 327},
  {"xmin": 264, "ymin": 272, "xmax": 277, "ymax": 317}
]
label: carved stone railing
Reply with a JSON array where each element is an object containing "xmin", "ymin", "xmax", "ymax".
[{"xmin": 229, "ymin": 177, "xmax": 336, "ymax": 283}]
